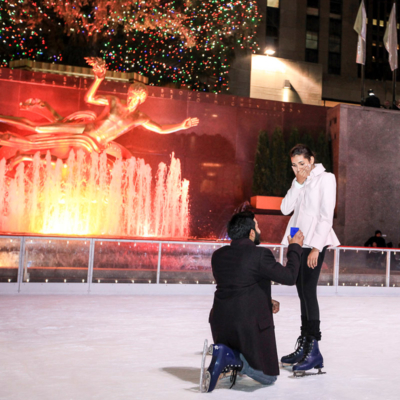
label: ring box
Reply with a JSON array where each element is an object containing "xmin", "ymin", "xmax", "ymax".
[{"xmin": 290, "ymin": 227, "xmax": 299, "ymax": 237}]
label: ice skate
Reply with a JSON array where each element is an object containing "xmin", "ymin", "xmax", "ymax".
[
  {"xmin": 199, "ymin": 339, "xmax": 209, "ymax": 392},
  {"xmin": 281, "ymin": 336, "xmax": 306, "ymax": 366},
  {"xmin": 199, "ymin": 343, "xmax": 243, "ymax": 393},
  {"xmin": 292, "ymin": 338, "xmax": 326, "ymax": 378}
]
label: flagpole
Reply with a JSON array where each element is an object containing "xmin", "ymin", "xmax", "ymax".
[
  {"xmin": 393, "ymin": 0, "xmax": 398, "ymax": 107},
  {"xmin": 361, "ymin": 64, "xmax": 365, "ymax": 105},
  {"xmin": 354, "ymin": 0, "xmax": 367, "ymax": 105}
]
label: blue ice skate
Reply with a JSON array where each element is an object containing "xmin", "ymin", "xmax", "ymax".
[
  {"xmin": 292, "ymin": 338, "xmax": 326, "ymax": 377},
  {"xmin": 281, "ymin": 336, "xmax": 307, "ymax": 366},
  {"xmin": 200, "ymin": 343, "xmax": 243, "ymax": 392}
]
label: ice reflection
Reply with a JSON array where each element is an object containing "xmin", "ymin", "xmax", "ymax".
[
  {"xmin": 160, "ymin": 243, "xmax": 224, "ymax": 284},
  {"xmin": 0, "ymin": 238, "xmax": 20, "ymax": 282},
  {"xmin": 92, "ymin": 241, "xmax": 158, "ymax": 283},
  {"xmin": 24, "ymin": 239, "xmax": 89, "ymax": 283},
  {"xmin": 390, "ymin": 251, "xmax": 400, "ymax": 287},
  {"xmin": 339, "ymin": 249, "xmax": 386, "ymax": 287}
]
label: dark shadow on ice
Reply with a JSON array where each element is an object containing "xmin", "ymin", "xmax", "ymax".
[
  {"xmin": 162, "ymin": 367, "xmax": 200, "ymax": 384},
  {"xmin": 162, "ymin": 367, "xmax": 273, "ymax": 393},
  {"xmin": 215, "ymin": 376, "xmax": 273, "ymax": 393}
]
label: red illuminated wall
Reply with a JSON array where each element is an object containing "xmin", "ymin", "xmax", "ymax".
[{"xmin": 0, "ymin": 68, "xmax": 328, "ymax": 238}]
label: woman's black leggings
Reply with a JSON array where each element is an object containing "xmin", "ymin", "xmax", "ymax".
[{"xmin": 296, "ymin": 246, "xmax": 327, "ymax": 339}]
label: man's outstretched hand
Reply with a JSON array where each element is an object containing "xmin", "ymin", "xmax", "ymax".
[
  {"xmin": 288, "ymin": 230, "xmax": 304, "ymax": 247},
  {"xmin": 85, "ymin": 57, "xmax": 107, "ymax": 79}
]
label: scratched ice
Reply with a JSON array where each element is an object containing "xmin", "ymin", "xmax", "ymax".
[{"xmin": 0, "ymin": 294, "xmax": 399, "ymax": 400}]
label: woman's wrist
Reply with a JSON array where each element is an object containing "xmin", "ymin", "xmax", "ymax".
[{"xmin": 296, "ymin": 178, "xmax": 306, "ymax": 185}]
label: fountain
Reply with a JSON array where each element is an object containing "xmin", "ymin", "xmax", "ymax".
[
  {"xmin": 0, "ymin": 150, "xmax": 189, "ymax": 238},
  {"xmin": 0, "ymin": 58, "xmax": 200, "ymax": 239}
]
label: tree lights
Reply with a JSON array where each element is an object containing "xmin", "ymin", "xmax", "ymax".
[{"xmin": 0, "ymin": 0, "xmax": 260, "ymax": 92}]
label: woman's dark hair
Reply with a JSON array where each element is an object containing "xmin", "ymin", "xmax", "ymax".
[
  {"xmin": 289, "ymin": 144, "xmax": 316, "ymax": 161},
  {"xmin": 227, "ymin": 211, "xmax": 256, "ymax": 240}
]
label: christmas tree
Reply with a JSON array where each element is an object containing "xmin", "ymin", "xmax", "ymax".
[{"xmin": 0, "ymin": 0, "xmax": 260, "ymax": 92}]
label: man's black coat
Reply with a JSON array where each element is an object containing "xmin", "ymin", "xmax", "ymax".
[{"xmin": 209, "ymin": 238, "xmax": 302, "ymax": 376}]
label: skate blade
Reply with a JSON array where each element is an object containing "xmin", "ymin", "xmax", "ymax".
[
  {"xmin": 292, "ymin": 368, "xmax": 326, "ymax": 378},
  {"xmin": 280, "ymin": 362, "xmax": 294, "ymax": 367},
  {"xmin": 199, "ymin": 339, "xmax": 209, "ymax": 393}
]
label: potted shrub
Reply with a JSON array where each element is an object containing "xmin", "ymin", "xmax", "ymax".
[{"xmin": 251, "ymin": 127, "xmax": 287, "ymax": 210}]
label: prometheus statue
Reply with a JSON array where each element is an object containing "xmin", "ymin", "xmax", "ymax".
[{"xmin": 0, "ymin": 57, "xmax": 199, "ymax": 170}]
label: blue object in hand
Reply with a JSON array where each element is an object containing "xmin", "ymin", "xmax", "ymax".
[{"xmin": 290, "ymin": 227, "xmax": 299, "ymax": 237}]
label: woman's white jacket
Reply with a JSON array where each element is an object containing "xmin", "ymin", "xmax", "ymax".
[{"xmin": 280, "ymin": 163, "xmax": 340, "ymax": 251}]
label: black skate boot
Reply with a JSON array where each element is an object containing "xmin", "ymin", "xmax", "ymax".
[
  {"xmin": 292, "ymin": 337, "xmax": 325, "ymax": 377},
  {"xmin": 281, "ymin": 316, "xmax": 308, "ymax": 366},
  {"xmin": 280, "ymin": 335, "xmax": 307, "ymax": 366},
  {"xmin": 200, "ymin": 343, "xmax": 243, "ymax": 393}
]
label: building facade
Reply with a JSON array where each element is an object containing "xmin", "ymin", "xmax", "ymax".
[{"xmin": 230, "ymin": 0, "xmax": 400, "ymax": 105}]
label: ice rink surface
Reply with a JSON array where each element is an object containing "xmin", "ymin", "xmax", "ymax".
[{"xmin": 1, "ymin": 294, "xmax": 400, "ymax": 400}]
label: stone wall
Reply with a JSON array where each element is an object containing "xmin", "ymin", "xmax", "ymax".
[{"xmin": 328, "ymin": 104, "xmax": 400, "ymax": 247}]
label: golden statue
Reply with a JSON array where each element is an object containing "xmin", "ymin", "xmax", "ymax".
[{"xmin": 0, "ymin": 57, "xmax": 199, "ymax": 169}]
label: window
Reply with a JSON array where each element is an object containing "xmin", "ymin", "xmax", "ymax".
[
  {"xmin": 329, "ymin": 35, "xmax": 341, "ymax": 53},
  {"xmin": 328, "ymin": 53, "xmax": 341, "ymax": 75},
  {"xmin": 306, "ymin": 15, "xmax": 320, "ymax": 32},
  {"xmin": 328, "ymin": 18, "xmax": 341, "ymax": 75},
  {"xmin": 266, "ymin": 2, "xmax": 280, "ymax": 51},
  {"xmin": 305, "ymin": 15, "xmax": 319, "ymax": 63},
  {"xmin": 306, "ymin": 48, "xmax": 319, "ymax": 63},
  {"xmin": 267, "ymin": 0, "xmax": 279, "ymax": 7},
  {"xmin": 306, "ymin": 32, "xmax": 319, "ymax": 50},
  {"xmin": 307, "ymin": 0, "xmax": 319, "ymax": 8},
  {"xmin": 330, "ymin": 0, "xmax": 342, "ymax": 15},
  {"xmin": 330, "ymin": 18, "xmax": 341, "ymax": 36}
]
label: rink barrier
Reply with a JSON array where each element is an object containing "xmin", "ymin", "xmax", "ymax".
[{"xmin": 0, "ymin": 235, "xmax": 399, "ymax": 295}]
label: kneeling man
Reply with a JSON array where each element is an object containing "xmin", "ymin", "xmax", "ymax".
[{"xmin": 202, "ymin": 211, "xmax": 303, "ymax": 392}]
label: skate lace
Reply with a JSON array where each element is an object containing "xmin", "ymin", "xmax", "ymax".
[
  {"xmin": 288, "ymin": 336, "xmax": 303, "ymax": 356},
  {"xmin": 229, "ymin": 368, "xmax": 238, "ymax": 389},
  {"xmin": 294, "ymin": 337, "xmax": 302, "ymax": 351},
  {"xmin": 299, "ymin": 340, "xmax": 313, "ymax": 362}
]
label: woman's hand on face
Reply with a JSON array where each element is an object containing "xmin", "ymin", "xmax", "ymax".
[
  {"xmin": 307, "ymin": 248, "xmax": 320, "ymax": 269},
  {"xmin": 293, "ymin": 164, "xmax": 312, "ymax": 185}
]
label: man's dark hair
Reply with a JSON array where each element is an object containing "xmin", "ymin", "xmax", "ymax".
[
  {"xmin": 375, "ymin": 230, "xmax": 382, "ymax": 236},
  {"xmin": 227, "ymin": 211, "xmax": 256, "ymax": 240}
]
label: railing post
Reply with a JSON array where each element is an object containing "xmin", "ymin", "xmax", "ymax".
[
  {"xmin": 87, "ymin": 239, "xmax": 95, "ymax": 293},
  {"xmin": 333, "ymin": 248, "xmax": 340, "ymax": 293},
  {"xmin": 279, "ymin": 246, "xmax": 284, "ymax": 265},
  {"xmin": 386, "ymin": 251, "xmax": 391, "ymax": 287},
  {"xmin": 17, "ymin": 236, "xmax": 26, "ymax": 293},
  {"xmin": 156, "ymin": 242, "xmax": 162, "ymax": 284}
]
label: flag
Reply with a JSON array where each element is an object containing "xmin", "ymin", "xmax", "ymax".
[
  {"xmin": 384, "ymin": 3, "xmax": 398, "ymax": 71},
  {"xmin": 354, "ymin": 0, "xmax": 367, "ymax": 65}
]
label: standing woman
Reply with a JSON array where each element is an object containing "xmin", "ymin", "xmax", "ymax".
[{"xmin": 280, "ymin": 144, "xmax": 340, "ymax": 375}]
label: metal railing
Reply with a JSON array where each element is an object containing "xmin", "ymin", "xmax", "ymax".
[{"xmin": 0, "ymin": 234, "xmax": 399, "ymax": 293}]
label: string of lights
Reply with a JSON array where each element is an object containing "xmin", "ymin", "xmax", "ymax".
[{"xmin": 0, "ymin": 0, "xmax": 260, "ymax": 92}]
